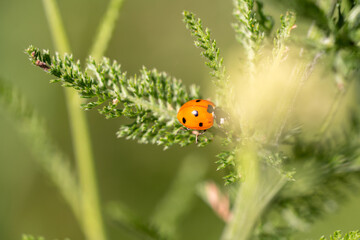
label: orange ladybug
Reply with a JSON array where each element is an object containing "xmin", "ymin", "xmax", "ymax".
[{"xmin": 177, "ymin": 99, "xmax": 215, "ymax": 143}]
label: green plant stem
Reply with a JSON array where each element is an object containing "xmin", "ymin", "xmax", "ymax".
[
  {"xmin": 89, "ymin": 0, "xmax": 125, "ymax": 60},
  {"xmin": 42, "ymin": 1, "xmax": 107, "ymax": 240},
  {"xmin": 221, "ymin": 144, "xmax": 287, "ymax": 240},
  {"xmin": 41, "ymin": 0, "xmax": 69, "ymax": 55},
  {"xmin": 318, "ymin": 90, "xmax": 345, "ymax": 139},
  {"xmin": 222, "ymin": 176, "xmax": 286, "ymax": 240},
  {"xmin": 316, "ymin": 0, "xmax": 350, "ymax": 140}
]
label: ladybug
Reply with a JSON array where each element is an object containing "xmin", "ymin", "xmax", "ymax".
[{"xmin": 177, "ymin": 99, "xmax": 215, "ymax": 143}]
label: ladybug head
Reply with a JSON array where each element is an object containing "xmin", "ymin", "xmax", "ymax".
[{"xmin": 214, "ymin": 107, "xmax": 230, "ymax": 126}]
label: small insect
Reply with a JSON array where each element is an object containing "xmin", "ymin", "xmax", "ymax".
[{"xmin": 177, "ymin": 99, "xmax": 216, "ymax": 143}]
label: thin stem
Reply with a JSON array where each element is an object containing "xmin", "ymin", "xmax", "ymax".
[
  {"xmin": 327, "ymin": 0, "xmax": 339, "ymax": 17},
  {"xmin": 315, "ymin": 0, "xmax": 349, "ymax": 140},
  {"xmin": 222, "ymin": 178, "xmax": 286, "ymax": 240},
  {"xmin": 89, "ymin": 0, "xmax": 125, "ymax": 60},
  {"xmin": 42, "ymin": 1, "xmax": 107, "ymax": 240},
  {"xmin": 318, "ymin": 88, "xmax": 345, "ymax": 139},
  {"xmin": 274, "ymin": 52, "xmax": 323, "ymax": 145},
  {"xmin": 41, "ymin": 0, "xmax": 70, "ymax": 53}
]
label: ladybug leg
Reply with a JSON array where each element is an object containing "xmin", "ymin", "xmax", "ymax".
[
  {"xmin": 191, "ymin": 130, "xmax": 200, "ymax": 144},
  {"xmin": 192, "ymin": 130, "xmax": 206, "ymax": 144},
  {"xmin": 175, "ymin": 127, "xmax": 187, "ymax": 135}
]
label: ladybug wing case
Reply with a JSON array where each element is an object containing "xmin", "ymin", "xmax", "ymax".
[{"xmin": 177, "ymin": 105, "xmax": 214, "ymax": 130}]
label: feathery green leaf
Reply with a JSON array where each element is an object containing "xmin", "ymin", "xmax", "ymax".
[
  {"xmin": 183, "ymin": 11, "xmax": 230, "ymax": 107},
  {"xmin": 26, "ymin": 46, "xmax": 213, "ymax": 148}
]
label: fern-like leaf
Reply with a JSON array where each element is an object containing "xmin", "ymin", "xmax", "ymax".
[
  {"xmin": 183, "ymin": 11, "xmax": 230, "ymax": 107},
  {"xmin": 26, "ymin": 46, "xmax": 213, "ymax": 148}
]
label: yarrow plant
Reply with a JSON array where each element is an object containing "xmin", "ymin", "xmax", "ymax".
[
  {"xmin": 0, "ymin": 0, "xmax": 359, "ymax": 239},
  {"xmin": 29, "ymin": 48, "xmax": 211, "ymax": 147}
]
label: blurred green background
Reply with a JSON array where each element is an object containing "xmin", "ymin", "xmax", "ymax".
[{"xmin": 0, "ymin": 0, "xmax": 359, "ymax": 239}]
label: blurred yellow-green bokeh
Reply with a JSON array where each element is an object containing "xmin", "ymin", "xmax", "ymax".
[{"xmin": 0, "ymin": 0, "xmax": 359, "ymax": 239}]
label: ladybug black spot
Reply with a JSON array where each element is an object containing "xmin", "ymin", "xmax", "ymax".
[
  {"xmin": 207, "ymin": 104, "xmax": 214, "ymax": 113},
  {"xmin": 199, "ymin": 122, "xmax": 203, "ymax": 127},
  {"xmin": 192, "ymin": 110, "xmax": 199, "ymax": 117},
  {"xmin": 182, "ymin": 117, "xmax": 186, "ymax": 124},
  {"xmin": 196, "ymin": 99, "xmax": 201, "ymax": 102}
]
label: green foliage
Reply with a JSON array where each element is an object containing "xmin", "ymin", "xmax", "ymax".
[
  {"xmin": 183, "ymin": 11, "xmax": 225, "ymax": 82},
  {"xmin": 220, "ymin": 0, "xmax": 360, "ymax": 239},
  {"xmin": 216, "ymin": 150, "xmax": 236, "ymax": 171},
  {"xmin": 277, "ymin": 0, "xmax": 329, "ymax": 32},
  {"xmin": 273, "ymin": 11, "xmax": 296, "ymax": 64},
  {"xmin": 22, "ymin": 0, "xmax": 360, "ymax": 240},
  {"xmin": 232, "ymin": 0, "xmax": 273, "ymax": 78},
  {"xmin": 22, "ymin": 235, "xmax": 70, "ymax": 240},
  {"xmin": 212, "ymin": 7, "xmax": 298, "ymax": 185},
  {"xmin": 255, "ymin": 1, "xmax": 274, "ymax": 35},
  {"xmin": 183, "ymin": 11, "xmax": 229, "ymax": 106},
  {"xmin": 320, "ymin": 230, "xmax": 360, "ymax": 240},
  {"xmin": 255, "ymin": 129, "xmax": 360, "ymax": 238},
  {"xmin": 260, "ymin": 149, "xmax": 295, "ymax": 181},
  {"xmin": 216, "ymin": 150, "xmax": 240, "ymax": 185},
  {"xmin": 248, "ymin": 2, "xmax": 360, "ymax": 233},
  {"xmin": 233, "ymin": 0, "xmax": 264, "ymax": 48},
  {"xmin": 26, "ymin": 46, "xmax": 212, "ymax": 148},
  {"xmin": 306, "ymin": 0, "xmax": 360, "ymax": 85}
]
